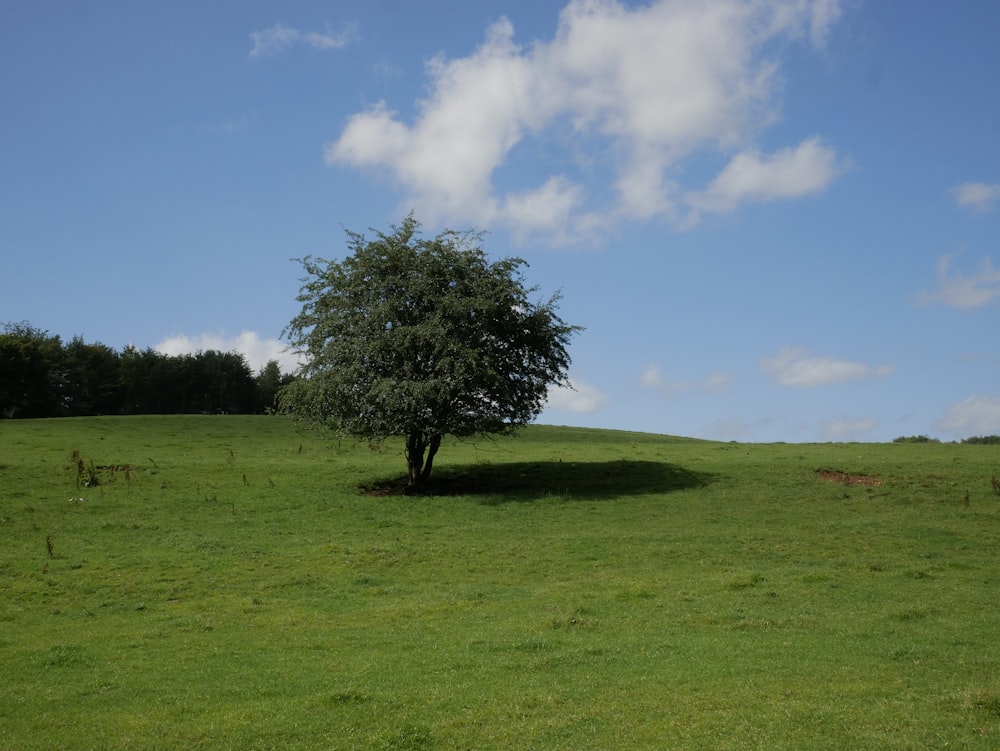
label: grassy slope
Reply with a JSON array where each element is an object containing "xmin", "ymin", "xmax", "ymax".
[{"xmin": 1, "ymin": 416, "xmax": 999, "ymax": 750}]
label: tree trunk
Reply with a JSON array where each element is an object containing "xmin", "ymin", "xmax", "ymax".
[
  {"xmin": 404, "ymin": 435, "xmax": 423, "ymax": 493},
  {"xmin": 404, "ymin": 432, "xmax": 427, "ymax": 494},
  {"xmin": 421, "ymin": 433, "xmax": 442, "ymax": 484},
  {"xmin": 404, "ymin": 431, "xmax": 442, "ymax": 494}
]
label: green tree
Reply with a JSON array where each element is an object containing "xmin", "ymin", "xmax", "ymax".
[
  {"xmin": 255, "ymin": 359, "xmax": 294, "ymax": 413},
  {"xmin": 118, "ymin": 346, "xmax": 176, "ymax": 414},
  {"xmin": 186, "ymin": 350, "xmax": 257, "ymax": 414},
  {"xmin": 0, "ymin": 322, "xmax": 64, "ymax": 418},
  {"xmin": 61, "ymin": 336, "xmax": 122, "ymax": 416},
  {"xmin": 280, "ymin": 216, "xmax": 580, "ymax": 493},
  {"xmin": 118, "ymin": 345, "xmax": 152, "ymax": 414}
]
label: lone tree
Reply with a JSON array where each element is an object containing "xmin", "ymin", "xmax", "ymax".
[{"xmin": 280, "ymin": 215, "xmax": 580, "ymax": 493}]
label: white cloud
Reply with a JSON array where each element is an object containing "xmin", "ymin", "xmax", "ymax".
[
  {"xmin": 328, "ymin": 17, "xmax": 534, "ymax": 228},
  {"xmin": 641, "ymin": 365, "xmax": 735, "ymax": 396},
  {"xmin": 936, "ymin": 395, "xmax": 1000, "ymax": 437},
  {"xmin": 154, "ymin": 331, "xmax": 299, "ymax": 374},
  {"xmin": 327, "ymin": 0, "xmax": 844, "ymax": 241},
  {"xmin": 249, "ymin": 23, "xmax": 353, "ymax": 58},
  {"xmin": 916, "ymin": 254, "xmax": 1000, "ymax": 309},
  {"xmin": 761, "ymin": 346, "xmax": 892, "ymax": 388},
  {"xmin": 953, "ymin": 182, "xmax": 1000, "ymax": 212},
  {"xmin": 498, "ymin": 177, "xmax": 613, "ymax": 245},
  {"xmin": 685, "ymin": 137, "xmax": 843, "ymax": 217},
  {"xmin": 545, "ymin": 378, "xmax": 608, "ymax": 413},
  {"xmin": 820, "ymin": 416, "xmax": 878, "ymax": 441},
  {"xmin": 805, "ymin": 0, "xmax": 843, "ymax": 46}
]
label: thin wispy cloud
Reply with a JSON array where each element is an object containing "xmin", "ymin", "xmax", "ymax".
[
  {"xmin": 641, "ymin": 365, "xmax": 735, "ymax": 397},
  {"xmin": 820, "ymin": 416, "xmax": 878, "ymax": 441},
  {"xmin": 761, "ymin": 347, "xmax": 892, "ymax": 388},
  {"xmin": 202, "ymin": 111, "xmax": 258, "ymax": 135},
  {"xmin": 952, "ymin": 181, "xmax": 1000, "ymax": 212},
  {"xmin": 327, "ymin": 0, "xmax": 844, "ymax": 243},
  {"xmin": 249, "ymin": 23, "xmax": 354, "ymax": 58},
  {"xmin": 936, "ymin": 395, "xmax": 1000, "ymax": 437},
  {"xmin": 806, "ymin": 0, "xmax": 843, "ymax": 46},
  {"xmin": 916, "ymin": 254, "xmax": 1000, "ymax": 309}
]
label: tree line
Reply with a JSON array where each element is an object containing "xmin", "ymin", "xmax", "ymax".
[
  {"xmin": 893, "ymin": 434, "xmax": 1000, "ymax": 445},
  {"xmin": 0, "ymin": 321, "xmax": 296, "ymax": 419}
]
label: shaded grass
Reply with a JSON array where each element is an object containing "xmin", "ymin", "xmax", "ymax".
[
  {"xmin": 1, "ymin": 416, "xmax": 999, "ymax": 749},
  {"xmin": 365, "ymin": 459, "xmax": 714, "ymax": 500}
]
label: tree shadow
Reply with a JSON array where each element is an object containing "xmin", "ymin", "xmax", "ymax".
[{"xmin": 362, "ymin": 460, "xmax": 714, "ymax": 502}]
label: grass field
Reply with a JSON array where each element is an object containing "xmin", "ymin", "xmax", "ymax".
[{"xmin": 1, "ymin": 415, "xmax": 999, "ymax": 750}]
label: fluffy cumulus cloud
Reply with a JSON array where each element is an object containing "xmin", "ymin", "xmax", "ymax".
[
  {"xmin": 327, "ymin": 0, "xmax": 844, "ymax": 242},
  {"xmin": 916, "ymin": 254, "xmax": 1000, "ymax": 309},
  {"xmin": 641, "ymin": 365, "xmax": 735, "ymax": 396},
  {"xmin": 545, "ymin": 378, "xmax": 608, "ymax": 413},
  {"xmin": 761, "ymin": 347, "xmax": 892, "ymax": 388},
  {"xmin": 249, "ymin": 23, "xmax": 353, "ymax": 58},
  {"xmin": 952, "ymin": 182, "xmax": 1000, "ymax": 212},
  {"xmin": 936, "ymin": 395, "xmax": 1000, "ymax": 437},
  {"xmin": 154, "ymin": 331, "xmax": 299, "ymax": 374}
]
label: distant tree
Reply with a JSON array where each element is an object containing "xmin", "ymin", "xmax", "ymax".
[
  {"xmin": 119, "ymin": 346, "xmax": 177, "ymax": 414},
  {"xmin": 119, "ymin": 345, "xmax": 150, "ymax": 414},
  {"xmin": 280, "ymin": 215, "xmax": 580, "ymax": 493},
  {"xmin": 961, "ymin": 435, "xmax": 1000, "ymax": 445},
  {"xmin": 146, "ymin": 349, "xmax": 181, "ymax": 413},
  {"xmin": 255, "ymin": 359, "xmax": 294, "ymax": 413},
  {"xmin": 186, "ymin": 350, "xmax": 257, "ymax": 414},
  {"xmin": 0, "ymin": 322, "xmax": 64, "ymax": 418},
  {"xmin": 61, "ymin": 336, "xmax": 122, "ymax": 416}
]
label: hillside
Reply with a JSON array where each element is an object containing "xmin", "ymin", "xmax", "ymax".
[{"xmin": 1, "ymin": 416, "xmax": 998, "ymax": 749}]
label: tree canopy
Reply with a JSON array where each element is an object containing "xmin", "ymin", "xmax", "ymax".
[{"xmin": 280, "ymin": 215, "xmax": 580, "ymax": 492}]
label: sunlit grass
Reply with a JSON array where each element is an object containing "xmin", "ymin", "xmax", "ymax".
[{"xmin": 1, "ymin": 416, "xmax": 998, "ymax": 749}]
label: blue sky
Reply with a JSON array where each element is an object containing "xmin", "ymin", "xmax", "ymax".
[{"xmin": 3, "ymin": 0, "xmax": 999, "ymax": 442}]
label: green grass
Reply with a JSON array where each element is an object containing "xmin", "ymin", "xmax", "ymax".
[{"xmin": 2, "ymin": 415, "xmax": 999, "ymax": 750}]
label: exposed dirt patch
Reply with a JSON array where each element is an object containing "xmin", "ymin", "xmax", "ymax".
[
  {"xmin": 815, "ymin": 469, "xmax": 882, "ymax": 487},
  {"xmin": 362, "ymin": 482, "xmax": 406, "ymax": 497}
]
